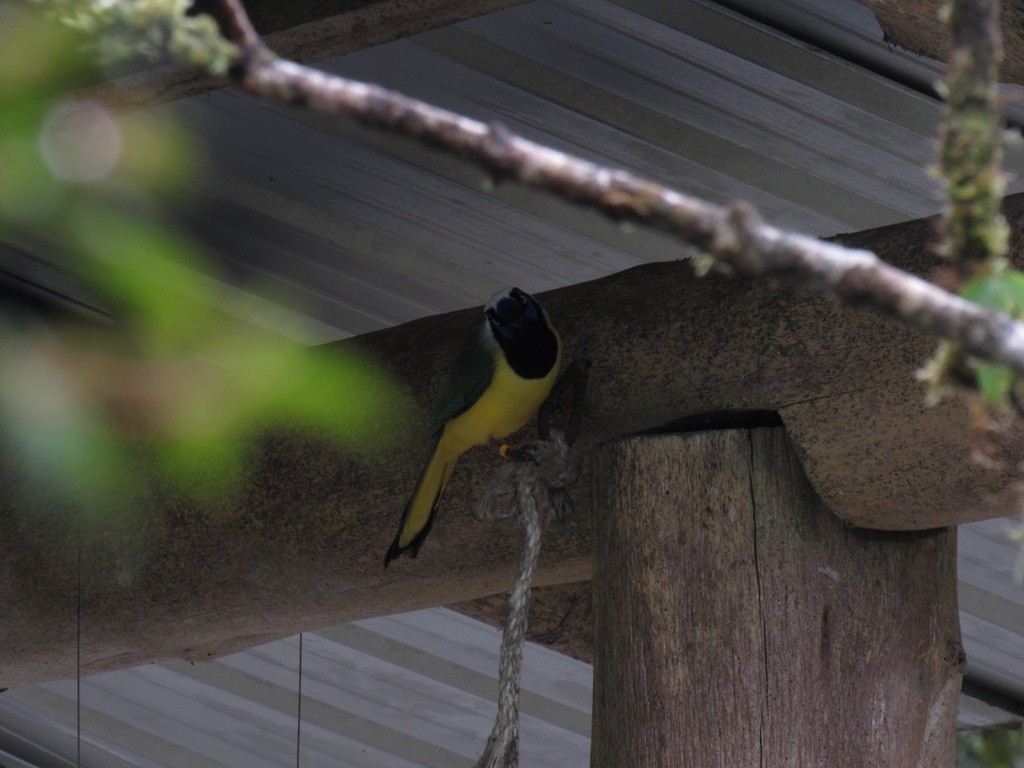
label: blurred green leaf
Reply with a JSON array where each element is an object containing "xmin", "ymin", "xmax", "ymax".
[
  {"xmin": 977, "ymin": 363, "xmax": 1014, "ymax": 404},
  {"xmin": 1001, "ymin": 272, "xmax": 1024, "ymax": 309},
  {"xmin": 960, "ymin": 272, "xmax": 1024, "ymax": 404},
  {"xmin": 0, "ymin": 135, "xmax": 60, "ymax": 222},
  {"xmin": 957, "ymin": 728, "xmax": 1024, "ymax": 768},
  {"xmin": 118, "ymin": 111, "xmax": 198, "ymax": 192},
  {"xmin": 0, "ymin": 7, "xmax": 92, "ymax": 103},
  {"xmin": 0, "ymin": 3, "xmax": 410, "ymax": 522},
  {"xmin": 961, "ymin": 273, "xmax": 1024, "ymax": 315},
  {"xmin": 69, "ymin": 201, "xmax": 214, "ymax": 350}
]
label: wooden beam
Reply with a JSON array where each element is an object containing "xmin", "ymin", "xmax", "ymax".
[
  {"xmin": 3, "ymin": 201, "xmax": 1023, "ymax": 686},
  {"xmin": 591, "ymin": 428, "xmax": 963, "ymax": 767},
  {"xmin": 857, "ymin": 0, "xmax": 1024, "ymax": 87},
  {"xmin": 83, "ymin": 0, "xmax": 532, "ymax": 108}
]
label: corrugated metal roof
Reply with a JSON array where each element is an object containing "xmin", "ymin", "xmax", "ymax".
[
  {"xmin": 1, "ymin": 609, "xmax": 593, "ymax": 767},
  {"xmin": 0, "ymin": 584, "xmax": 1019, "ymax": 767},
  {"xmin": 2, "ymin": 0, "xmax": 1024, "ymax": 760},
  {"xmin": 959, "ymin": 516, "xmax": 1024, "ymax": 716}
]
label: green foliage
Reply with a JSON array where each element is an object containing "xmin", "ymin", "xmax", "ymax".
[
  {"xmin": 958, "ymin": 728, "xmax": 1024, "ymax": 768},
  {"xmin": 0, "ymin": 8, "xmax": 409, "ymax": 518},
  {"xmin": 32, "ymin": 0, "xmax": 238, "ymax": 74},
  {"xmin": 960, "ymin": 273, "xmax": 1024, "ymax": 403}
]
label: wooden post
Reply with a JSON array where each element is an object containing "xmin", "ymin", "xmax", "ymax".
[{"xmin": 591, "ymin": 428, "xmax": 963, "ymax": 768}]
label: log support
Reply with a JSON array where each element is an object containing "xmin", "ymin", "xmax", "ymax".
[{"xmin": 592, "ymin": 428, "xmax": 964, "ymax": 767}]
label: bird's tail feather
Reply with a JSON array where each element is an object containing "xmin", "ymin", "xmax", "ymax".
[{"xmin": 384, "ymin": 440, "xmax": 456, "ymax": 566}]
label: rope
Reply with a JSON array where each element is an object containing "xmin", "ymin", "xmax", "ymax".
[{"xmin": 473, "ymin": 431, "xmax": 579, "ymax": 768}]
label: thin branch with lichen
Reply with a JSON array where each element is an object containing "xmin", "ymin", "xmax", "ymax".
[
  {"xmin": 204, "ymin": 0, "xmax": 1024, "ymax": 380},
  {"xmin": 39, "ymin": 0, "xmax": 1024, "ymax": 388},
  {"xmin": 924, "ymin": 0, "xmax": 1015, "ymax": 401},
  {"xmin": 936, "ymin": 0, "xmax": 1008, "ymax": 280}
]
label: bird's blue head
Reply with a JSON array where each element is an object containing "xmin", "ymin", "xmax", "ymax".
[
  {"xmin": 484, "ymin": 287, "xmax": 558, "ymax": 379},
  {"xmin": 485, "ymin": 287, "xmax": 544, "ymax": 341}
]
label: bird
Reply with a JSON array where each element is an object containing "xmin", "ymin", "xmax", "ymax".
[{"xmin": 384, "ymin": 287, "xmax": 561, "ymax": 566}]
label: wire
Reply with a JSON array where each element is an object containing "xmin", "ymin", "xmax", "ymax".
[
  {"xmin": 76, "ymin": 513, "xmax": 81, "ymax": 768},
  {"xmin": 296, "ymin": 633, "xmax": 303, "ymax": 768}
]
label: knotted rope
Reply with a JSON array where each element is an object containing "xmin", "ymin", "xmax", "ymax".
[{"xmin": 472, "ymin": 431, "xmax": 580, "ymax": 768}]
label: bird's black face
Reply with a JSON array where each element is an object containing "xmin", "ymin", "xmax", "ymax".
[
  {"xmin": 484, "ymin": 287, "xmax": 558, "ymax": 379},
  {"xmin": 485, "ymin": 287, "xmax": 542, "ymax": 340}
]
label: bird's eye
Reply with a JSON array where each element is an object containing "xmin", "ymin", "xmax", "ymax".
[{"xmin": 517, "ymin": 291, "xmax": 528, "ymax": 305}]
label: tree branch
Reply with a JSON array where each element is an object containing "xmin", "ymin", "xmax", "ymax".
[
  {"xmin": 216, "ymin": 0, "xmax": 260, "ymax": 51},
  {"xmin": 213, "ymin": 1, "xmax": 1024, "ymax": 376},
  {"xmin": 938, "ymin": 0, "xmax": 1007, "ymax": 282}
]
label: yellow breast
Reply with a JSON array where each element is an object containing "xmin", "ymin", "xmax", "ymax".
[{"xmin": 439, "ymin": 345, "xmax": 561, "ymax": 459}]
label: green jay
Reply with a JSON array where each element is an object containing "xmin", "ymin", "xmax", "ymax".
[{"xmin": 385, "ymin": 287, "xmax": 561, "ymax": 565}]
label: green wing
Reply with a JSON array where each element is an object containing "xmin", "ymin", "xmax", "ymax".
[{"xmin": 431, "ymin": 324, "xmax": 496, "ymax": 436}]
